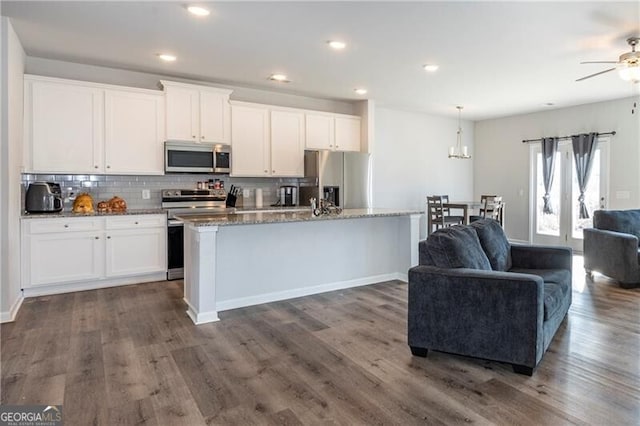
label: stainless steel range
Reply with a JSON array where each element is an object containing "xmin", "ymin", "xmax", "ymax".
[{"xmin": 162, "ymin": 188, "xmax": 227, "ymax": 280}]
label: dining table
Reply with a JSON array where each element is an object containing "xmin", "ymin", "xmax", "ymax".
[{"xmin": 444, "ymin": 201, "xmax": 505, "ymax": 226}]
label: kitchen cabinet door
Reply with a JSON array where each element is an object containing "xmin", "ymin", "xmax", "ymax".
[
  {"xmin": 26, "ymin": 232, "xmax": 103, "ymax": 287},
  {"xmin": 231, "ymin": 104, "xmax": 270, "ymax": 177},
  {"xmin": 270, "ymin": 110, "xmax": 304, "ymax": 177},
  {"xmin": 165, "ymin": 85, "xmax": 199, "ymax": 142},
  {"xmin": 305, "ymin": 113, "xmax": 335, "ymax": 150},
  {"xmin": 26, "ymin": 79, "xmax": 104, "ymax": 173},
  {"xmin": 105, "ymin": 227, "xmax": 166, "ymax": 278},
  {"xmin": 334, "ymin": 116, "xmax": 361, "ymax": 152},
  {"xmin": 200, "ymin": 89, "xmax": 231, "ymax": 144},
  {"xmin": 105, "ymin": 90, "xmax": 164, "ymax": 174}
]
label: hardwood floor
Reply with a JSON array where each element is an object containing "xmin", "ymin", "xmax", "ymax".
[{"xmin": 2, "ymin": 257, "xmax": 639, "ymax": 425}]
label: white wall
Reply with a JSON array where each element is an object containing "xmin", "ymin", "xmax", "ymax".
[
  {"xmin": 475, "ymin": 96, "xmax": 640, "ymax": 242},
  {"xmin": 26, "ymin": 56, "xmax": 357, "ymax": 115},
  {"xmin": 0, "ymin": 18, "xmax": 25, "ymax": 322},
  {"xmin": 372, "ymin": 107, "xmax": 474, "ymax": 238}
]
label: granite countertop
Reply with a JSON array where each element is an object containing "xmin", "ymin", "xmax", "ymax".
[
  {"xmin": 20, "ymin": 208, "xmax": 167, "ymax": 219},
  {"xmin": 176, "ymin": 208, "xmax": 422, "ymax": 227}
]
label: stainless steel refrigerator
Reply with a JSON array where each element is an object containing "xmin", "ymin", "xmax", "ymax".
[{"xmin": 299, "ymin": 150, "xmax": 372, "ymax": 208}]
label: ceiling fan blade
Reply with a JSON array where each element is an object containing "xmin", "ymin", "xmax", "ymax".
[
  {"xmin": 576, "ymin": 67, "xmax": 617, "ymax": 82},
  {"xmin": 580, "ymin": 61, "xmax": 618, "ymax": 64}
]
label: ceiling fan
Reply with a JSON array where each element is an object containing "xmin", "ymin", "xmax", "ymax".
[{"xmin": 576, "ymin": 37, "xmax": 640, "ymax": 83}]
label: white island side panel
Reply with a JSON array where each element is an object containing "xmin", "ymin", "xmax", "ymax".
[{"xmin": 181, "ymin": 212, "xmax": 422, "ymax": 324}]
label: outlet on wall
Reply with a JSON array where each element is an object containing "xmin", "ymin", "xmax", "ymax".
[{"xmin": 142, "ymin": 189, "xmax": 151, "ymax": 200}]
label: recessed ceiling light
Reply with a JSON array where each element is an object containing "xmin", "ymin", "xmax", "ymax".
[
  {"xmin": 187, "ymin": 6, "xmax": 210, "ymax": 16},
  {"xmin": 158, "ymin": 54, "xmax": 177, "ymax": 62},
  {"xmin": 328, "ymin": 40, "xmax": 347, "ymax": 50},
  {"xmin": 423, "ymin": 64, "xmax": 439, "ymax": 72},
  {"xmin": 354, "ymin": 88, "xmax": 368, "ymax": 95},
  {"xmin": 269, "ymin": 74, "xmax": 290, "ymax": 83}
]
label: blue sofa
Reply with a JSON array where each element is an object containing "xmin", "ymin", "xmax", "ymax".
[
  {"xmin": 584, "ymin": 209, "xmax": 640, "ymax": 288},
  {"xmin": 408, "ymin": 219, "xmax": 572, "ymax": 375}
]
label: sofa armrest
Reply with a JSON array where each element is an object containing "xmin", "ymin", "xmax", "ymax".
[
  {"xmin": 408, "ymin": 265, "xmax": 544, "ymax": 367},
  {"xmin": 584, "ymin": 228, "xmax": 639, "ymax": 283},
  {"xmin": 510, "ymin": 244, "xmax": 572, "ymax": 271}
]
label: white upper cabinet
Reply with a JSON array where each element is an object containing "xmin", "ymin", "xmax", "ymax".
[
  {"xmin": 230, "ymin": 103, "xmax": 270, "ymax": 177},
  {"xmin": 270, "ymin": 109, "xmax": 305, "ymax": 177},
  {"xmin": 105, "ymin": 90, "xmax": 164, "ymax": 174},
  {"xmin": 24, "ymin": 75, "xmax": 165, "ymax": 175},
  {"xmin": 200, "ymin": 89, "xmax": 230, "ymax": 144},
  {"xmin": 162, "ymin": 80, "xmax": 232, "ymax": 144},
  {"xmin": 334, "ymin": 116, "xmax": 362, "ymax": 152},
  {"xmin": 26, "ymin": 78, "xmax": 104, "ymax": 173},
  {"xmin": 231, "ymin": 102, "xmax": 305, "ymax": 178},
  {"xmin": 305, "ymin": 113, "xmax": 335, "ymax": 150},
  {"xmin": 164, "ymin": 85, "xmax": 199, "ymax": 142},
  {"xmin": 305, "ymin": 112, "xmax": 361, "ymax": 152}
]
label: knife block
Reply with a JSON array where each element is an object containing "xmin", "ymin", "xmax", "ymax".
[{"xmin": 225, "ymin": 193, "xmax": 243, "ymax": 208}]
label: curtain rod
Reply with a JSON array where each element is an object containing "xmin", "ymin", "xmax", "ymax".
[{"xmin": 521, "ymin": 131, "xmax": 616, "ymax": 144}]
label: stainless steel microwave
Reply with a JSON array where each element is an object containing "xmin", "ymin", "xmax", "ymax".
[{"xmin": 165, "ymin": 141, "xmax": 230, "ymax": 174}]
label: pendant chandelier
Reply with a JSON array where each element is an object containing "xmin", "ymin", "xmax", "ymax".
[{"xmin": 448, "ymin": 106, "xmax": 471, "ymax": 159}]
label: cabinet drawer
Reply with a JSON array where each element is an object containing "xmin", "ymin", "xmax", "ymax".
[
  {"xmin": 26, "ymin": 218, "xmax": 103, "ymax": 234},
  {"xmin": 106, "ymin": 214, "xmax": 166, "ymax": 230}
]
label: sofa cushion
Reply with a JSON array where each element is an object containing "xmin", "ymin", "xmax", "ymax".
[
  {"xmin": 471, "ymin": 219, "xmax": 512, "ymax": 271},
  {"xmin": 425, "ymin": 226, "xmax": 492, "ymax": 270},
  {"xmin": 593, "ymin": 209, "xmax": 640, "ymax": 244},
  {"xmin": 418, "ymin": 240, "xmax": 435, "ymax": 266},
  {"xmin": 508, "ymin": 268, "xmax": 571, "ymax": 289},
  {"xmin": 543, "ymin": 282, "xmax": 565, "ymax": 321}
]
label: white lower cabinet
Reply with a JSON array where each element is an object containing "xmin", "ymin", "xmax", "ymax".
[
  {"xmin": 22, "ymin": 215, "xmax": 166, "ymax": 292},
  {"xmin": 106, "ymin": 228, "xmax": 166, "ymax": 278},
  {"xmin": 28, "ymin": 231, "xmax": 103, "ymax": 287}
]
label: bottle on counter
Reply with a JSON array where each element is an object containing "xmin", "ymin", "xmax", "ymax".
[{"xmin": 255, "ymin": 188, "xmax": 263, "ymax": 208}]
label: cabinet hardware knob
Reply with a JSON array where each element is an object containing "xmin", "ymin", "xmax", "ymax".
[
  {"xmin": 135, "ymin": 221, "xmax": 139, "ymax": 225},
  {"xmin": 94, "ymin": 165, "xmax": 99, "ymax": 169},
  {"xmin": 192, "ymin": 135, "xmax": 196, "ymax": 138},
  {"xmin": 64, "ymin": 224, "xmax": 69, "ymax": 228},
  {"xmin": 107, "ymin": 236, "xmax": 111, "ymax": 239},
  {"xmin": 329, "ymin": 144, "xmax": 333, "ymax": 147},
  {"xmin": 264, "ymin": 170, "xmax": 268, "ymax": 173},
  {"xmin": 201, "ymin": 136, "xmax": 205, "ymax": 139},
  {"xmin": 106, "ymin": 165, "xmax": 111, "ymax": 169},
  {"xmin": 95, "ymin": 236, "xmax": 99, "ymax": 240},
  {"xmin": 272, "ymin": 170, "xmax": 275, "ymax": 173}
]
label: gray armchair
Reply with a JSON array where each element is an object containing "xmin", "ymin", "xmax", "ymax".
[
  {"xmin": 584, "ymin": 209, "xmax": 640, "ymax": 288},
  {"xmin": 408, "ymin": 219, "xmax": 572, "ymax": 375}
]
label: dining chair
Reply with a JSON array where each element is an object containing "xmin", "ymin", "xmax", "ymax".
[
  {"xmin": 440, "ymin": 195, "xmax": 465, "ymax": 223},
  {"xmin": 470, "ymin": 195, "xmax": 503, "ymax": 225},
  {"xmin": 427, "ymin": 196, "xmax": 464, "ymax": 234}
]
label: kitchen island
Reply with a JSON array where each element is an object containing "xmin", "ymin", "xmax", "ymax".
[{"xmin": 177, "ymin": 209, "xmax": 422, "ymax": 324}]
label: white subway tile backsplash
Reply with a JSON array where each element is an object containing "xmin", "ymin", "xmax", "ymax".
[{"xmin": 22, "ymin": 173, "xmax": 299, "ymax": 210}]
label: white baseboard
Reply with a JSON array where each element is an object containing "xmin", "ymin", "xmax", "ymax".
[
  {"xmin": 215, "ymin": 272, "xmax": 405, "ymax": 313},
  {"xmin": 0, "ymin": 294, "xmax": 24, "ymax": 323},
  {"xmin": 185, "ymin": 298, "xmax": 220, "ymax": 325},
  {"xmin": 509, "ymin": 238, "xmax": 530, "ymax": 245},
  {"xmin": 22, "ymin": 272, "xmax": 167, "ymax": 298}
]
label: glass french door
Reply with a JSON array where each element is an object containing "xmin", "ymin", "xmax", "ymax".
[{"xmin": 531, "ymin": 140, "xmax": 609, "ymax": 252}]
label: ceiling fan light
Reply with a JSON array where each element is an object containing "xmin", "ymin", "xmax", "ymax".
[{"xmin": 618, "ymin": 62, "xmax": 640, "ymax": 82}]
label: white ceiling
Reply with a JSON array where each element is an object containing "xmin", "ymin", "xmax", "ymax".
[{"xmin": 2, "ymin": 1, "xmax": 639, "ymax": 120}]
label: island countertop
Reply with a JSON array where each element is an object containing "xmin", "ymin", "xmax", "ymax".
[{"xmin": 175, "ymin": 208, "xmax": 422, "ymax": 227}]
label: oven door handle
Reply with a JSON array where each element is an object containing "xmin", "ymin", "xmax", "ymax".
[{"xmin": 168, "ymin": 220, "xmax": 184, "ymax": 227}]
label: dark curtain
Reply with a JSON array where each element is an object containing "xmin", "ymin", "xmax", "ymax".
[
  {"xmin": 541, "ymin": 137, "xmax": 559, "ymax": 214},
  {"xmin": 572, "ymin": 132, "xmax": 598, "ymax": 219}
]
